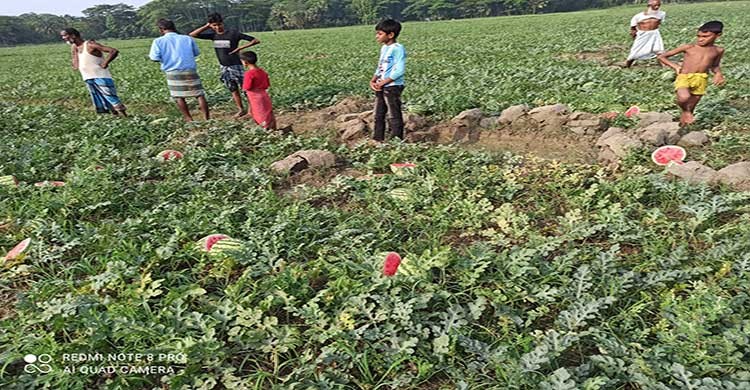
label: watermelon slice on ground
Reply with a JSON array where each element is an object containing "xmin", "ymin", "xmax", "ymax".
[
  {"xmin": 3, "ymin": 238, "xmax": 30, "ymax": 261},
  {"xmin": 390, "ymin": 163, "xmax": 417, "ymax": 175},
  {"xmin": 624, "ymin": 105, "xmax": 641, "ymax": 118},
  {"xmin": 34, "ymin": 181, "xmax": 65, "ymax": 187},
  {"xmin": 600, "ymin": 111, "xmax": 619, "ymax": 120},
  {"xmin": 383, "ymin": 252, "xmax": 402, "ymax": 276},
  {"xmin": 197, "ymin": 234, "xmax": 242, "ymax": 254},
  {"xmin": 0, "ymin": 175, "xmax": 18, "ymax": 186},
  {"xmin": 159, "ymin": 150, "xmax": 183, "ymax": 161},
  {"xmin": 651, "ymin": 145, "xmax": 687, "ymax": 166}
]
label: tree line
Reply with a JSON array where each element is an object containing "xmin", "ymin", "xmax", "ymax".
[{"xmin": 0, "ymin": 0, "xmax": 715, "ymax": 46}]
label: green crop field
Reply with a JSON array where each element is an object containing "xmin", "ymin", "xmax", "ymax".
[{"xmin": 1, "ymin": 2, "xmax": 750, "ymax": 389}]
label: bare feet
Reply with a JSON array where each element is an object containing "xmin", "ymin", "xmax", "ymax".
[
  {"xmin": 680, "ymin": 111, "xmax": 695, "ymax": 127},
  {"xmin": 232, "ymin": 110, "xmax": 244, "ymax": 118},
  {"xmin": 238, "ymin": 114, "xmax": 253, "ymax": 121}
]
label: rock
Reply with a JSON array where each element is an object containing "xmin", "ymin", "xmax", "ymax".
[
  {"xmin": 568, "ymin": 118, "xmax": 606, "ymax": 135},
  {"xmin": 666, "ymin": 161, "xmax": 718, "ymax": 185},
  {"xmin": 639, "ymin": 121, "xmax": 682, "ymax": 146},
  {"xmin": 452, "ymin": 108, "xmax": 484, "ymax": 128},
  {"xmin": 596, "ymin": 127, "xmax": 624, "ymax": 147},
  {"xmin": 678, "ymin": 131, "xmax": 710, "ymax": 147},
  {"xmin": 270, "ymin": 155, "xmax": 308, "ymax": 175},
  {"xmin": 337, "ymin": 113, "xmax": 361, "ymax": 123},
  {"xmin": 406, "ymin": 130, "xmax": 438, "ymax": 143},
  {"xmin": 600, "ymin": 133, "xmax": 643, "ymax": 157},
  {"xmin": 716, "ymin": 162, "xmax": 750, "ymax": 191},
  {"xmin": 528, "ymin": 104, "xmax": 569, "ymax": 130},
  {"xmin": 639, "ymin": 127, "xmax": 667, "ymax": 146},
  {"xmin": 636, "ymin": 112, "xmax": 673, "ymax": 128},
  {"xmin": 598, "ymin": 147, "xmax": 620, "ymax": 166},
  {"xmin": 358, "ymin": 110, "xmax": 374, "ymax": 123},
  {"xmin": 569, "ymin": 111, "xmax": 598, "ymax": 121},
  {"xmin": 479, "ymin": 116, "xmax": 500, "ymax": 129},
  {"xmin": 270, "ymin": 149, "xmax": 336, "ymax": 174},
  {"xmin": 499, "ymin": 104, "xmax": 529, "ymax": 124},
  {"xmin": 509, "ymin": 116, "xmax": 539, "ymax": 132},
  {"xmin": 341, "ymin": 121, "xmax": 368, "ymax": 141},
  {"xmin": 404, "ymin": 112, "xmax": 427, "ymax": 132}
]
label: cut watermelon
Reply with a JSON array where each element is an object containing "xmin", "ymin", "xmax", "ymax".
[
  {"xmin": 390, "ymin": 162, "xmax": 417, "ymax": 175},
  {"xmin": 0, "ymin": 175, "xmax": 18, "ymax": 186},
  {"xmin": 159, "ymin": 150, "xmax": 183, "ymax": 162},
  {"xmin": 600, "ymin": 112, "xmax": 619, "ymax": 120},
  {"xmin": 34, "ymin": 181, "xmax": 65, "ymax": 187},
  {"xmin": 651, "ymin": 145, "xmax": 687, "ymax": 166},
  {"xmin": 3, "ymin": 238, "xmax": 30, "ymax": 261},
  {"xmin": 197, "ymin": 234, "xmax": 242, "ymax": 254},
  {"xmin": 624, "ymin": 105, "xmax": 641, "ymax": 118},
  {"xmin": 383, "ymin": 252, "xmax": 401, "ymax": 276}
]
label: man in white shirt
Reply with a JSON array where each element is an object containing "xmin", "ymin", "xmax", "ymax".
[{"xmin": 625, "ymin": 0, "xmax": 666, "ymax": 68}]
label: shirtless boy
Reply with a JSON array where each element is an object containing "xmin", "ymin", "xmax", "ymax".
[{"xmin": 658, "ymin": 21, "xmax": 725, "ymax": 126}]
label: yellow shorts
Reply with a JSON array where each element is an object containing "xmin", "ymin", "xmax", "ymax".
[{"xmin": 674, "ymin": 73, "xmax": 708, "ymax": 95}]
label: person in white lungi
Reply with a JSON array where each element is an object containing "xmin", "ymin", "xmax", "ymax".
[{"xmin": 625, "ymin": 0, "xmax": 666, "ymax": 68}]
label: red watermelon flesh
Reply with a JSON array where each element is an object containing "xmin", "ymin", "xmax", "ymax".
[
  {"xmin": 160, "ymin": 150, "xmax": 183, "ymax": 161},
  {"xmin": 383, "ymin": 252, "xmax": 402, "ymax": 276},
  {"xmin": 651, "ymin": 146, "xmax": 687, "ymax": 166},
  {"xmin": 201, "ymin": 234, "xmax": 230, "ymax": 252},
  {"xmin": 624, "ymin": 106, "xmax": 641, "ymax": 118},
  {"xmin": 3, "ymin": 238, "xmax": 30, "ymax": 261}
]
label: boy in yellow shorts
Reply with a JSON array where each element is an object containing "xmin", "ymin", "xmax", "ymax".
[{"xmin": 658, "ymin": 21, "xmax": 725, "ymax": 126}]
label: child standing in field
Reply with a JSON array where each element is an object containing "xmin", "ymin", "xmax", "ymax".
[
  {"xmin": 370, "ymin": 19, "xmax": 406, "ymax": 142},
  {"xmin": 658, "ymin": 21, "xmax": 725, "ymax": 126},
  {"xmin": 239, "ymin": 51, "xmax": 276, "ymax": 130},
  {"xmin": 189, "ymin": 13, "xmax": 260, "ymax": 117},
  {"xmin": 625, "ymin": 0, "xmax": 666, "ymax": 68}
]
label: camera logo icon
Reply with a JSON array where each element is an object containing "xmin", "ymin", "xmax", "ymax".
[{"xmin": 23, "ymin": 354, "xmax": 53, "ymax": 374}]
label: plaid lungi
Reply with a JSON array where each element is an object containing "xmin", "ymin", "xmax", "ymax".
[
  {"xmin": 165, "ymin": 70, "xmax": 205, "ymax": 98},
  {"xmin": 85, "ymin": 78, "xmax": 125, "ymax": 114},
  {"xmin": 220, "ymin": 64, "xmax": 245, "ymax": 92}
]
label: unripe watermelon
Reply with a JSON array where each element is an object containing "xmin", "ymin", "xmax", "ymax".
[
  {"xmin": 0, "ymin": 175, "xmax": 18, "ymax": 186},
  {"xmin": 3, "ymin": 238, "xmax": 30, "ymax": 261}
]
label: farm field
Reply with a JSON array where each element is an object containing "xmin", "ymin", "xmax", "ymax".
[{"xmin": 1, "ymin": 2, "xmax": 750, "ymax": 389}]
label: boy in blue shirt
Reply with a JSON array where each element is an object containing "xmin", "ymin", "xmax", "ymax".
[{"xmin": 370, "ymin": 19, "xmax": 406, "ymax": 141}]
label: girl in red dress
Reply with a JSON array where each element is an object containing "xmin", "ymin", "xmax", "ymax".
[{"xmin": 239, "ymin": 51, "xmax": 276, "ymax": 129}]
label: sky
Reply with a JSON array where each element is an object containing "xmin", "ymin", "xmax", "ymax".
[{"xmin": 0, "ymin": 0, "xmax": 153, "ymax": 17}]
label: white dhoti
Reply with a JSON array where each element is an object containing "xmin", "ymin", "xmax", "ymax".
[{"xmin": 627, "ymin": 29, "xmax": 664, "ymax": 61}]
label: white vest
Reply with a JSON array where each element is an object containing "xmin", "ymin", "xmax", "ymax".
[{"xmin": 77, "ymin": 41, "xmax": 112, "ymax": 80}]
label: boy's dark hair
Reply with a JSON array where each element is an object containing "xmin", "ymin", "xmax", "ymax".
[
  {"xmin": 699, "ymin": 20, "xmax": 723, "ymax": 34},
  {"xmin": 375, "ymin": 19, "xmax": 401, "ymax": 39},
  {"xmin": 239, "ymin": 51, "xmax": 258, "ymax": 64},
  {"xmin": 207, "ymin": 13, "xmax": 223, "ymax": 24},
  {"xmin": 62, "ymin": 28, "xmax": 80, "ymax": 38},
  {"xmin": 157, "ymin": 19, "xmax": 176, "ymax": 31}
]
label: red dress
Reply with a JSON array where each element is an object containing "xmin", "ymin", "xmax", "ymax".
[{"xmin": 242, "ymin": 67, "xmax": 276, "ymax": 129}]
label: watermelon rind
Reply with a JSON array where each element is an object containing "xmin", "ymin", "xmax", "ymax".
[
  {"xmin": 390, "ymin": 163, "xmax": 417, "ymax": 176},
  {"xmin": 0, "ymin": 175, "xmax": 18, "ymax": 186},
  {"xmin": 158, "ymin": 150, "xmax": 183, "ymax": 162},
  {"xmin": 388, "ymin": 188, "xmax": 413, "ymax": 201},
  {"xmin": 3, "ymin": 238, "xmax": 31, "ymax": 261}
]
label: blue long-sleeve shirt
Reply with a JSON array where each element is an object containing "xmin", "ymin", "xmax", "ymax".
[
  {"xmin": 374, "ymin": 43, "xmax": 406, "ymax": 87},
  {"xmin": 149, "ymin": 32, "xmax": 200, "ymax": 72}
]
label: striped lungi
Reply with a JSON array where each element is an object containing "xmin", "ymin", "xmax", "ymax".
[
  {"xmin": 85, "ymin": 78, "xmax": 126, "ymax": 114},
  {"xmin": 165, "ymin": 70, "xmax": 205, "ymax": 98}
]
